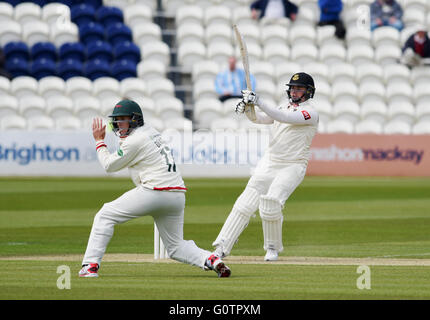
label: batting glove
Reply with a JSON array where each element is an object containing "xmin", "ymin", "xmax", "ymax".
[
  {"xmin": 241, "ymin": 90, "xmax": 258, "ymax": 105},
  {"xmin": 235, "ymin": 100, "xmax": 246, "ymax": 114}
]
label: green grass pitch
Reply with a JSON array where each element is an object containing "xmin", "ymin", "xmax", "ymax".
[{"xmin": 0, "ymin": 176, "xmax": 430, "ymax": 300}]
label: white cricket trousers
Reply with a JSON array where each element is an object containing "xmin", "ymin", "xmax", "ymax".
[{"xmin": 82, "ymin": 186, "xmax": 211, "ymax": 269}]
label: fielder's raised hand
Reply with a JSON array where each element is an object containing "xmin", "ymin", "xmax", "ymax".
[{"xmin": 92, "ymin": 117, "xmax": 106, "ymax": 142}]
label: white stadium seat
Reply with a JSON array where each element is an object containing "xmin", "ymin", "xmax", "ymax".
[
  {"xmin": 275, "ymin": 61, "xmax": 301, "ymax": 84},
  {"xmin": 74, "ymin": 95, "xmax": 101, "ymax": 122},
  {"xmin": 27, "ymin": 115, "xmax": 55, "ymax": 130},
  {"xmin": 15, "ymin": 2, "xmax": 41, "ymax": 25},
  {"xmin": 372, "ymin": 26, "xmax": 400, "ymax": 48},
  {"xmin": 250, "ymin": 60, "xmax": 275, "ymax": 83},
  {"xmin": 347, "ymin": 45, "xmax": 374, "ymax": 66},
  {"xmin": 123, "ymin": 4, "xmax": 153, "ymax": 28},
  {"xmin": 416, "ymin": 102, "xmax": 430, "ymax": 122},
  {"xmin": 232, "ymin": 6, "xmax": 256, "ymax": 26},
  {"xmin": 388, "ymin": 101, "xmax": 416, "ymax": 125},
  {"xmin": 410, "ymin": 67, "xmax": 430, "ymax": 84},
  {"xmin": 207, "ymin": 42, "xmax": 234, "ymax": 66},
  {"xmin": 205, "ymin": 23, "xmax": 232, "ymax": 45},
  {"xmin": 0, "ymin": 3, "xmax": 13, "ymax": 23},
  {"xmin": 412, "ymin": 121, "xmax": 430, "ymax": 134},
  {"xmin": 19, "ymin": 95, "xmax": 46, "ymax": 118},
  {"xmin": 302, "ymin": 62, "xmax": 329, "ymax": 84},
  {"xmin": 414, "ymin": 82, "xmax": 430, "ymax": 106},
  {"xmin": 132, "ymin": 22, "xmax": 162, "ymax": 47},
  {"xmin": 293, "ymin": 6, "xmax": 318, "ymax": 26},
  {"xmin": 92, "ymin": 77, "xmax": 120, "ymax": 100},
  {"xmin": 141, "ymin": 41, "xmax": 170, "ymax": 67},
  {"xmin": 42, "ymin": 3, "xmax": 70, "ymax": 27},
  {"xmin": 50, "ymin": 22, "xmax": 79, "ymax": 47},
  {"xmin": 256, "ymin": 79, "xmax": 276, "ymax": 102},
  {"xmin": 329, "ymin": 62, "xmax": 356, "ymax": 86},
  {"xmin": 137, "ymin": 60, "xmax": 167, "ymax": 81},
  {"xmin": 46, "ymin": 95, "xmax": 74, "ymax": 119},
  {"xmin": 0, "ymin": 95, "xmax": 19, "ymax": 118},
  {"xmin": 402, "ymin": 8, "xmax": 426, "ymax": 28},
  {"xmin": 23, "ymin": 21, "xmax": 50, "ymax": 47},
  {"xmin": 204, "ymin": 6, "xmax": 231, "ymax": 27},
  {"xmin": 398, "ymin": 0, "xmax": 427, "ymax": 11},
  {"xmin": 193, "ymin": 78, "xmax": 217, "ymax": 101},
  {"xmin": 260, "ymin": 24, "xmax": 288, "ymax": 47},
  {"xmin": 384, "ymin": 120, "xmax": 412, "ymax": 134},
  {"xmin": 38, "ymin": 76, "xmax": 66, "ymax": 99},
  {"xmin": 146, "ymin": 78, "xmax": 175, "ymax": 101},
  {"xmin": 1, "ymin": 115, "xmax": 27, "ymax": 130},
  {"xmin": 375, "ymin": 45, "xmax": 402, "ymax": 66},
  {"xmin": 319, "ymin": 43, "xmax": 347, "ymax": 66},
  {"xmin": 383, "ymin": 63, "xmax": 411, "ymax": 86},
  {"xmin": 317, "ymin": 25, "xmax": 343, "ymax": 47},
  {"xmin": 56, "ymin": 116, "xmax": 82, "ymax": 130},
  {"xmin": 131, "ymin": 96, "xmax": 157, "ymax": 119},
  {"xmin": 10, "ymin": 76, "xmax": 38, "ymax": 98},
  {"xmin": 193, "ymin": 98, "xmax": 224, "ymax": 129},
  {"xmin": 0, "ymin": 21, "xmax": 22, "ymax": 46},
  {"xmin": 192, "ymin": 60, "xmax": 220, "ymax": 83},
  {"xmin": 176, "ymin": 5, "xmax": 204, "ymax": 26},
  {"xmin": 288, "ymin": 24, "xmax": 317, "ymax": 46},
  {"xmin": 291, "ymin": 43, "xmax": 318, "ymax": 65},
  {"xmin": 234, "ymin": 42, "xmax": 262, "ymax": 63},
  {"xmin": 358, "ymin": 81, "xmax": 386, "ymax": 105},
  {"xmin": 331, "ymin": 81, "xmax": 359, "ymax": 105},
  {"xmin": 385, "ymin": 82, "xmax": 413, "ymax": 105},
  {"xmin": 177, "ymin": 23, "xmax": 205, "ymax": 45},
  {"xmin": 100, "ymin": 96, "xmax": 123, "ymax": 117},
  {"xmin": 0, "ymin": 76, "xmax": 10, "ymax": 95},
  {"xmin": 119, "ymin": 78, "xmax": 147, "ymax": 100},
  {"xmin": 263, "ymin": 43, "xmax": 290, "ymax": 66},
  {"xmin": 148, "ymin": 117, "xmax": 165, "ymax": 132},
  {"xmin": 156, "ymin": 97, "xmax": 184, "ymax": 121},
  {"xmin": 313, "ymin": 99, "xmax": 333, "ymax": 124},
  {"xmin": 326, "ymin": 119, "xmax": 355, "ymax": 134},
  {"xmin": 66, "ymin": 77, "xmax": 93, "ymax": 100},
  {"xmin": 361, "ymin": 100, "xmax": 388, "ymax": 124},
  {"xmin": 333, "ymin": 100, "xmax": 361, "ymax": 124},
  {"xmin": 312, "ymin": 80, "xmax": 331, "ymax": 105},
  {"xmin": 165, "ymin": 117, "xmax": 193, "ymax": 131},
  {"xmin": 355, "ymin": 63, "xmax": 384, "ymax": 85},
  {"xmin": 346, "ymin": 27, "xmax": 372, "ymax": 48},
  {"xmin": 234, "ymin": 23, "xmax": 261, "ymax": 47},
  {"xmin": 354, "ymin": 120, "xmax": 383, "ymax": 134},
  {"xmin": 177, "ymin": 41, "xmax": 206, "ymax": 69}
]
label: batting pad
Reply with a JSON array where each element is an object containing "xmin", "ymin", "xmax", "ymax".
[
  {"xmin": 212, "ymin": 187, "xmax": 260, "ymax": 256},
  {"xmin": 259, "ymin": 195, "xmax": 284, "ymax": 252}
]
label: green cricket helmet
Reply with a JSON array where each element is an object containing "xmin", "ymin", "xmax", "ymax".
[
  {"xmin": 109, "ymin": 99, "xmax": 144, "ymax": 137},
  {"xmin": 286, "ymin": 72, "xmax": 315, "ymax": 103}
]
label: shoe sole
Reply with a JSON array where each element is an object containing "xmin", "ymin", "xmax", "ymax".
[
  {"xmin": 215, "ymin": 263, "xmax": 231, "ymax": 278},
  {"xmin": 79, "ymin": 273, "xmax": 99, "ymax": 278}
]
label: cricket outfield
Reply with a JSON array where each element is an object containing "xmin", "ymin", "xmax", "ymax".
[{"xmin": 0, "ymin": 176, "xmax": 429, "ymax": 299}]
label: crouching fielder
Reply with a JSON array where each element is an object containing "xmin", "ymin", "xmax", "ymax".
[
  {"xmin": 213, "ymin": 72, "xmax": 319, "ymax": 261},
  {"xmin": 79, "ymin": 99, "xmax": 230, "ymax": 278}
]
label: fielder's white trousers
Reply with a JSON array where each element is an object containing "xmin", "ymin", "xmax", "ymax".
[{"xmin": 82, "ymin": 186, "xmax": 211, "ymax": 269}]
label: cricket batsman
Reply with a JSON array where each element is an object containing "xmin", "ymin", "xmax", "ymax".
[
  {"xmin": 79, "ymin": 99, "xmax": 231, "ymax": 277},
  {"xmin": 212, "ymin": 72, "xmax": 319, "ymax": 261}
]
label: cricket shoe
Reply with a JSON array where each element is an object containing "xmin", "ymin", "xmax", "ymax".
[
  {"xmin": 264, "ymin": 249, "xmax": 278, "ymax": 261},
  {"xmin": 79, "ymin": 263, "xmax": 99, "ymax": 277},
  {"xmin": 206, "ymin": 254, "xmax": 231, "ymax": 278}
]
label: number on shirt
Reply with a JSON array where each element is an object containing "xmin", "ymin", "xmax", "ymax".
[{"xmin": 160, "ymin": 146, "xmax": 176, "ymax": 172}]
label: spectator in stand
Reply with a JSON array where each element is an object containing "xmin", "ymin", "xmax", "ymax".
[
  {"xmin": 0, "ymin": 48, "xmax": 12, "ymax": 79},
  {"xmin": 250, "ymin": 0, "xmax": 298, "ymax": 26},
  {"xmin": 215, "ymin": 56, "xmax": 256, "ymax": 103},
  {"xmin": 401, "ymin": 26, "xmax": 430, "ymax": 68},
  {"xmin": 317, "ymin": 0, "xmax": 346, "ymax": 39},
  {"xmin": 370, "ymin": 0, "xmax": 404, "ymax": 31}
]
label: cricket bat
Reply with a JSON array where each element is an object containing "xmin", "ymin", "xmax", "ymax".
[{"xmin": 233, "ymin": 24, "xmax": 257, "ymax": 121}]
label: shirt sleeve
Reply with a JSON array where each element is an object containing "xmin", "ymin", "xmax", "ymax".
[
  {"xmin": 95, "ymin": 138, "xmax": 140, "ymax": 173},
  {"xmin": 257, "ymin": 100, "xmax": 319, "ymax": 125}
]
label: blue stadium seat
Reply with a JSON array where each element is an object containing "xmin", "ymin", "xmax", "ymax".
[
  {"xmin": 57, "ymin": 59, "xmax": 84, "ymax": 80},
  {"xmin": 56, "ymin": 0, "xmax": 73, "ymax": 6},
  {"xmin": 31, "ymin": 42, "xmax": 57, "ymax": 61},
  {"xmin": 59, "ymin": 42, "xmax": 85, "ymax": 62},
  {"xmin": 5, "ymin": 58, "xmax": 29, "ymax": 78},
  {"xmin": 87, "ymin": 40, "xmax": 113, "ymax": 63},
  {"xmin": 86, "ymin": 0, "xmax": 103, "ymax": 10},
  {"xmin": 4, "ymin": 42, "xmax": 30, "ymax": 62},
  {"xmin": 114, "ymin": 41, "xmax": 141, "ymax": 64},
  {"xmin": 79, "ymin": 22, "xmax": 105, "ymax": 46},
  {"xmin": 3, "ymin": 0, "xmax": 21, "ymax": 6},
  {"xmin": 71, "ymin": 4, "xmax": 96, "ymax": 26},
  {"xmin": 85, "ymin": 59, "xmax": 110, "ymax": 80},
  {"xmin": 96, "ymin": 6, "xmax": 124, "ymax": 28},
  {"xmin": 31, "ymin": 58, "xmax": 57, "ymax": 80},
  {"xmin": 111, "ymin": 59, "xmax": 137, "ymax": 81},
  {"xmin": 32, "ymin": 0, "xmax": 50, "ymax": 6},
  {"xmin": 106, "ymin": 23, "xmax": 132, "ymax": 47}
]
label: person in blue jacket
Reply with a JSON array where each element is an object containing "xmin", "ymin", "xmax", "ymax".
[
  {"xmin": 370, "ymin": 0, "xmax": 404, "ymax": 31},
  {"xmin": 317, "ymin": 0, "xmax": 346, "ymax": 39},
  {"xmin": 250, "ymin": 0, "xmax": 298, "ymax": 22}
]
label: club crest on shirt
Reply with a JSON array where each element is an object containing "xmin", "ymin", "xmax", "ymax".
[
  {"xmin": 301, "ymin": 110, "xmax": 311, "ymax": 120},
  {"xmin": 117, "ymin": 149, "xmax": 124, "ymax": 156}
]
